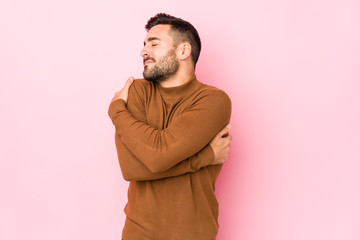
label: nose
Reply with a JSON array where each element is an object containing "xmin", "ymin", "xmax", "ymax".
[{"xmin": 140, "ymin": 45, "xmax": 149, "ymax": 58}]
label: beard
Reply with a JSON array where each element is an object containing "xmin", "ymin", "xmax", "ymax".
[{"xmin": 143, "ymin": 49, "xmax": 179, "ymax": 83}]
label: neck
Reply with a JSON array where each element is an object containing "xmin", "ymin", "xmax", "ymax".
[{"xmin": 159, "ymin": 67, "xmax": 195, "ymax": 88}]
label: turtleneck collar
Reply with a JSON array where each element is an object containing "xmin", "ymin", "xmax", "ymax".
[{"xmin": 156, "ymin": 75, "xmax": 200, "ymax": 100}]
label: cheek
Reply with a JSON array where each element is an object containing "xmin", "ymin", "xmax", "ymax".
[{"xmin": 153, "ymin": 48, "xmax": 169, "ymax": 58}]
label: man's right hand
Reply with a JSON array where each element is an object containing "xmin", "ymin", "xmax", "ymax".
[
  {"xmin": 210, "ymin": 125, "xmax": 232, "ymax": 165},
  {"xmin": 111, "ymin": 77, "xmax": 134, "ymax": 104}
]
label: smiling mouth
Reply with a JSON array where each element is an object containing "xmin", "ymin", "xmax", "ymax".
[{"xmin": 143, "ymin": 58, "xmax": 155, "ymax": 65}]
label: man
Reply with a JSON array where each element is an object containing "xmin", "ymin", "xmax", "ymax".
[{"xmin": 108, "ymin": 13, "xmax": 232, "ymax": 240}]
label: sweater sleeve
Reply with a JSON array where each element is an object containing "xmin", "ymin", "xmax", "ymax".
[
  {"xmin": 108, "ymin": 83, "xmax": 231, "ymax": 173},
  {"xmin": 115, "ymin": 137, "xmax": 215, "ymax": 181}
]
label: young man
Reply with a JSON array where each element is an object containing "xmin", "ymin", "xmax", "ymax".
[{"xmin": 108, "ymin": 13, "xmax": 232, "ymax": 240}]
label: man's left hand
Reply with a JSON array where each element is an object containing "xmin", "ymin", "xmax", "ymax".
[{"xmin": 111, "ymin": 77, "xmax": 134, "ymax": 103}]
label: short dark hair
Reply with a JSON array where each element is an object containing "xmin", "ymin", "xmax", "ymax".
[{"xmin": 145, "ymin": 13, "xmax": 201, "ymax": 68}]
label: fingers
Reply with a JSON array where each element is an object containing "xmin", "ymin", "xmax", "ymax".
[
  {"xmin": 111, "ymin": 77, "xmax": 135, "ymax": 103},
  {"xmin": 216, "ymin": 124, "xmax": 231, "ymax": 139},
  {"xmin": 210, "ymin": 131, "xmax": 232, "ymax": 165},
  {"xmin": 124, "ymin": 76, "xmax": 135, "ymax": 89},
  {"xmin": 222, "ymin": 132, "xmax": 232, "ymax": 142}
]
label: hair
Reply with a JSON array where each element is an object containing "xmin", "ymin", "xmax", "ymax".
[{"xmin": 145, "ymin": 13, "xmax": 201, "ymax": 68}]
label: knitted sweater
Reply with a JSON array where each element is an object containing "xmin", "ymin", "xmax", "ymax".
[{"xmin": 108, "ymin": 75, "xmax": 231, "ymax": 240}]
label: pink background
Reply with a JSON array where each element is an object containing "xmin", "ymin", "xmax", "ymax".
[{"xmin": 1, "ymin": 0, "xmax": 359, "ymax": 239}]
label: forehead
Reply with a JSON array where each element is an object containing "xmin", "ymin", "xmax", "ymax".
[{"xmin": 144, "ymin": 24, "xmax": 173, "ymax": 42}]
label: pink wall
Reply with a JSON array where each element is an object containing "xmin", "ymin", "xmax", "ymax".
[{"xmin": 1, "ymin": 0, "xmax": 359, "ymax": 239}]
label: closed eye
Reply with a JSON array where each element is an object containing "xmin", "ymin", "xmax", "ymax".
[{"xmin": 144, "ymin": 37, "xmax": 161, "ymax": 46}]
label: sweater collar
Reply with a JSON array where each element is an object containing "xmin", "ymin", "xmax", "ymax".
[{"xmin": 156, "ymin": 75, "xmax": 200, "ymax": 99}]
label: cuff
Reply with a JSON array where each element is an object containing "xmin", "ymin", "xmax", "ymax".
[
  {"xmin": 191, "ymin": 145, "xmax": 216, "ymax": 170},
  {"xmin": 108, "ymin": 99, "xmax": 127, "ymax": 119}
]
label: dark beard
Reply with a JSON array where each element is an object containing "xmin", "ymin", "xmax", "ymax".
[{"xmin": 143, "ymin": 50, "xmax": 179, "ymax": 83}]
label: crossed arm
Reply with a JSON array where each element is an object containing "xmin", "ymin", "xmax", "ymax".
[{"xmin": 109, "ymin": 77, "xmax": 232, "ymax": 181}]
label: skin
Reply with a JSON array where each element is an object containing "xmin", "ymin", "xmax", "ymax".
[{"xmin": 111, "ymin": 24, "xmax": 232, "ymax": 165}]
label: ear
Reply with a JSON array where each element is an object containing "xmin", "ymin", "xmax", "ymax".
[{"xmin": 177, "ymin": 42, "xmax": 192, "ymax": 61}]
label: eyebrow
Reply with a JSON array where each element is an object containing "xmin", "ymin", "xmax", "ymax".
[{"xmin": 144, "ymin": 37, "xmax": 161, "ymax": 46}]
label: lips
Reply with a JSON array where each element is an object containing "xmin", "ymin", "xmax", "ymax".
[{"xmin": 143, "ymin": 58, "xmax": 155, "ymax": 65}]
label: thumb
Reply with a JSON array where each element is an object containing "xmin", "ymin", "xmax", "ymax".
[{"xmin": 216, "ymin": 124, "xmax": 231, "ymax": 139}]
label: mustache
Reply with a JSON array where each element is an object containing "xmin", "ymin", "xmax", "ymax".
[{"xmin": 143, "ymin": 57, "xmax": 155, "ymax": 64}]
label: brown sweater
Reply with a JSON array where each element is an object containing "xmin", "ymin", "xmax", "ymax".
[{"xmin": 108, "ymin": 75, "xmax": 231, "ymax": 240}]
